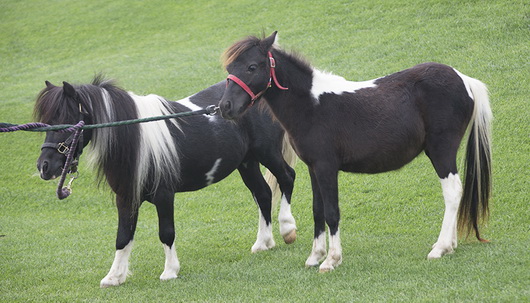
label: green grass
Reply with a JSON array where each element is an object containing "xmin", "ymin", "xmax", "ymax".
[{"xmin": 1, "ymin": 0, "xmax": 528, "ymax": 302}]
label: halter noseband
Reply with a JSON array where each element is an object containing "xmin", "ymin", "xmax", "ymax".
[
  {"xmin": 41, "ymin": 131, "xmax": 82, "ymax": 157},
  {"xmin": 226, "ymin": 51, "xmax": 288, "ymax": 107},
  {"xmin": 40, "ymin": 104, "xmax": 86, "ymax": 166}
]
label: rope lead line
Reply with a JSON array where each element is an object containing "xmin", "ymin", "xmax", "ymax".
[
  {"xmin": 0, "ymin": 104, "xmax": 219, "ymax": 200},
  {"xmin": 56, "ymin": 121, "xmax": 84, "ymax": 200},
  {"xmin": 0, "ymin": 105, "xmax": 219, "ymax": 133}
]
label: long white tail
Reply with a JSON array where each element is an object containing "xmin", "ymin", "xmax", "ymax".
[
  {"xmin": 456, "ymin": 72, "xmax": 493, "ymax": 241},
  {"xmin": 264, "ymin": 133, "xmax": 298, "ymax": 208}
]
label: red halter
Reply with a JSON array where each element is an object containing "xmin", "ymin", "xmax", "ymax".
[{"xmin": 226, "ymin": 51, "xmax": 288, "ymax": 106}]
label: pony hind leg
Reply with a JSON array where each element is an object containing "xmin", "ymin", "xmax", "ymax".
[
  {"xmin": 152, "ymin": 189, "xmax": 180, "ymax": 280},
  {"xmin": 426, "ymin": 140, "xmax": 462, "ymax": 259},
  {"xmin": 428, "ymin": 173, "xmax": 462, "ymax": 259},
  {"xmin": 100, "ymin": 196, "xmax": 139, "ymax": 288},
  {"xmin": 260, "ymin": 153, "xmax": 297, "ymax": 244},
  {"xmin": 238, "ymin": 160, "xmax": 275, "ymax": 252},
  {"xmin": 278, "ymin": 192, "xmax": 297, "ymax": 244}
]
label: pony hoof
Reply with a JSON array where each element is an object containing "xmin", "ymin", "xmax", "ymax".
[
  {"xmin": 427, "ymin": 251, "xmax": 442, "ymax": 260},
  {"xmin": 305, "ymin": 251, "xmax": 326, "ymax": 268},
  {"xmin": 283, "ymin": 229, "xmax": 297, "ymax": 244},
  {"xmin": 100, "ymin": 277, "xmax": 122, "ymax": 288},
  {"xmin": 251, "ymin": 239, "xmax": 275, "ymax": 253},
  {"xmin": 318, "ymin": 264, "xmax": 334, "ymax": 273},
  {"xmin": 160, "ymin": 271, "xmax": 178, "ymax": 281},
  {"xmin": 427, "ymin": 246, "xmax": 454, "ymax": 259},
  {"xmin": 318, "ymin": 254, "xmax": 342, "ymax": 272}
]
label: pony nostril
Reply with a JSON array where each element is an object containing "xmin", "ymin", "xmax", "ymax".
[
  {"xmin": 42, "ymin": 161, "xmax": 49, "ymax": 173},
  {"xmin": 223, "ymin": 100, "xmax": 232, "ymax": 112}
]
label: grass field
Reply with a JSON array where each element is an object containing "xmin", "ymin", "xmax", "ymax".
[{"xmin": 1, "ymin": 0, "xmax": 528, "ymax": 302}]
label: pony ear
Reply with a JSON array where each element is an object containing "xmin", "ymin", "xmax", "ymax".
[
  {"xmin": 62, "ymin": 81, "xmax": 77, "ymax": 98},
  {"xmin": 45, "ymin": 80, "xmax": 55, "ymax": 88},
  {"xmin": 260, "ymin": 31, "xmax": 278, "ymax": 51}
]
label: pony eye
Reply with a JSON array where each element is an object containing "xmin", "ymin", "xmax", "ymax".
[{"xmin": 248, "ymin": 64, "xmax": 257, "ymax": 72}]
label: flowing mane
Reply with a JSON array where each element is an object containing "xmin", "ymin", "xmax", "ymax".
[
  {"xmin": 222, "ymin": 35, "xmax": 264, "ymax": 68},
  {"xmin": 34, "ymin": 76, "xmax": 180, "ymax": 206}
]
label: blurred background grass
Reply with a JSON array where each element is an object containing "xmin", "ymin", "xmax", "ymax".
[{"xmin": 0, "ymin": 0, "xmax": 528, "ymax": 301}]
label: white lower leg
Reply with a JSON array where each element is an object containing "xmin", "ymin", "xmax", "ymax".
[
  {"xmin": 319, "ymin": 229, "xmax": 342, "ymax": 272},
  {"xmin": 100, "ymin": 241, "xmax": 133, "ymax": 288},
  {"xmin": 251, "ymin": 207, "xmax": 275, "ymax": 253},
  {"xmin": 305, "ymin": 232, "xmax": 327, "ymax": 267},
  {"xmin": 428, "ymin": 173, "xmax": 462, "ymax": 259},
  {"xmin": 160, "ymin": 243, "xmax": 180, "ymax": 280},
  {"xmin": 278, "ymin": 194, "xmax": 297, "ymax": 244}
]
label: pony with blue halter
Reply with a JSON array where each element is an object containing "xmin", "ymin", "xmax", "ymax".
[
  {"xmin": 34, "ymin": 76, "xmax": 298, "ymax": 286},
  {"xmin": 219, "ymin": 32, "xmax": 492, "ymax": 272}
]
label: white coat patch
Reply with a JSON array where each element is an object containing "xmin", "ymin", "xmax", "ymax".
[
  {"xmin": 310, "ymin": 69, "xmax": 377, "ymax": 102},
  {"xmin": 205, "ymin": 158, "xmax": 222, "ymax": 185},
  {"xmin": 177, "ymin": 97, "xmax": 216, "ymax": 122},
  {"xmin": 452, "ymin": 68, "xmax": 474, "ymax": 99}
]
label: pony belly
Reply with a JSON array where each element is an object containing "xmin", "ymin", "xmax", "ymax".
[
  {"xmin": 176, "ymin": 157, "xmax": 240, "ymax": 191},
  {"xmin": 339, "ymin": 147, "xmax": 423, "ymax": 174}
]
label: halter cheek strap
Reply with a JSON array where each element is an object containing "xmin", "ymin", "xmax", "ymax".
[
  {"xmin": 226, "ymin": 51, "xmax": 288, "ymax": 106},
  {"xmin": 268, "ymin": 52, "xmax": 288, "ymax": 91}
]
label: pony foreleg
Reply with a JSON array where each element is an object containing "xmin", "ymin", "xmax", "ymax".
[
  {"xmin": 160, "ymin": 243, "xmax": 180, "ymax": 280},
  {"xmin": 319, "ymin": 229, "xmax": 342, "ymax": 273},
  {"xmin": 428, "ymin": 173, "xmax": 462, "ymax": 259},
  {"xmin": 305, "ymin": 168, "xmax": 329, "ymax": 268},
  {"xmin": 100, "ymin": 241, "xmax": 133, "ymax": 288},
  {"xmin": 278, "ymin": 194, "xmax": 297, "ymax": 244},
  {"xmin": 310, "ymin": 165, "xmax": 342, "ymax": 272},
  {"xmin": 154, "ymin": 191, "xmax": 180, "ymax": 280},
  {"xmin": 101, "ymin": 196, "xmax": 138, "ymax": 287},
  {"xmin": 305, "ymin": 232, "xmax": 327, "ymax": 267}
]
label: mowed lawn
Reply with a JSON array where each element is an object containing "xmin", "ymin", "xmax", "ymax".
[{"xmin": 0, "ymin": 0, "xmax": 528, "ymax": 302}]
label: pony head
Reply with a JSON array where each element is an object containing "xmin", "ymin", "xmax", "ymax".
[
  {"xmin": 219, "ymin": 31, "xmax": 281, "ymax": 119},
  {"xmin": 35, "ymin": 80, "xmax": 91, "ymax": 180}
]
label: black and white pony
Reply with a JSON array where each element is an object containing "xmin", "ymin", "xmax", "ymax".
[
  {"xmin": 34, "ymin": 76, "xmax": 298, "ymax": 287},
  {"xmin": 219, "ymin": 32, "xmax": 492, "ymax": 272}
]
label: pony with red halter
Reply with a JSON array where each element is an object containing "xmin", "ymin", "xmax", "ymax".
[
  {"xmin": 219, "ymin": 32, "xmax": 492, "ymax": 272},
  {"xmin": 226, "ymin": 51, "xmax": 288, "ymax": 107}
]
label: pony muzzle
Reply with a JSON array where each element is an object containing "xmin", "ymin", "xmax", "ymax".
[{"xmin": 220, "ymin": 78, "xmax": 257, "ymax": 119}]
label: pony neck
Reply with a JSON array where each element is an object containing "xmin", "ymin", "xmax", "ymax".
[{"xmin": 262, "ymin": 50, "xmax": 315, "ymax": 131}]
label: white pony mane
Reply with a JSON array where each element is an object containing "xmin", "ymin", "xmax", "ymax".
[
  {"xmin": 130, "ymin": 92, "xmax": 181, "ymax": 199},
  {"xmin": 86, "ymin": 87, "xmax": 181, "ymax": 204}
]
